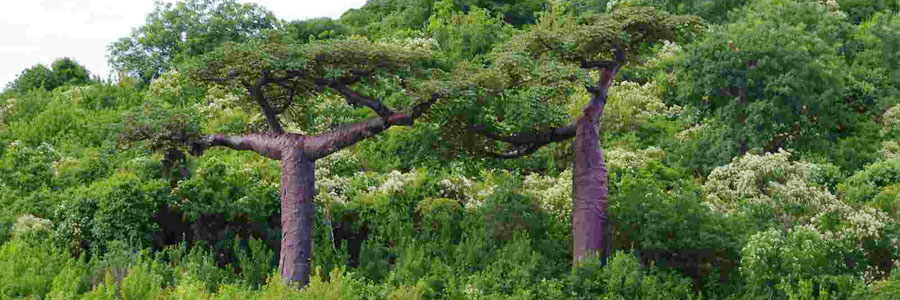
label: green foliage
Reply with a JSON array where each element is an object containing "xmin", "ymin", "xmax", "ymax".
[
  {"xmin": 51, "ymin": 57, "xmax": 93, "ymax": 86},
  {"xmin": 441, "ymin": 5, "xmax": 701, "ymax": 155},
  {"xmin": 0, "ymin": 235, "xmax": 86, "ymax": 299},
  {"xmin": 192, "ymin": 35, "xmax": 440, "ymax": 91},
  {"xmin": 340, "ymin": 0, "xmax": 435, "ymax": 39},
  {"xmin": 287, "ymin": 18, "xmax": 350, "ymax": 42},
  {"xmin": 634, "ymin": 0, "xmax": 751, "ymax": 23},
  {"xmin": 172, "ymin": 151, "xmax": 279, "ymax": 222},
  {"xmin": 840, "ymin": 159, "xmax": 900, "ymax": 205},
  {"xmin": 5, "ymin": 64, "xmax": 56, "ymax": 92},
  {"xmin": 427, "ymin": 0, "xmax": 509, "ymax": 62},
  {"xmin": 233, "ymin": 237, "xmax": 275, "ymax": 288},
  {"xmin": 856, "ymin": 272, "xmax": 900, "ymax": 299},
  {"xmin": 674, "ymin": 0, "xmax": 854, "ymax": 159},
  {"xmin": 741, "ymin": 227, "xmax": 860, "ymax": 299},
  {"xmin": 148, "ymin": 70, "xmax": 205, "ymax": 106},
  {"xmin": 117, "ymin": 100, "xmax": 204, "ymax": 155},
  {"xmin": 55, "ymin": 173, "xmax": 173, "ymax": 250},
  {"xmin": 837, "ymin": 0, "xmax": 900, "ymax": 24},
  {"xmin": 1, "ymin": 1, "xmax": 900, "ymax": 298},
  {"xmin": 108, "ymin": 0, "xmax": 279, "ymax": 84},
  {"xmin": 4, "ymin": 58, "xmax": 92, "ymax": 93}
]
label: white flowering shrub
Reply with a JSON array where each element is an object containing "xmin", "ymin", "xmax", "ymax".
[
  {"xmin": 381, "ymin": 37, "xmax": 438, "ymax": 53},
  {"xmin": 148, "ymin": 70, "xmax": 184, "ymax": 103},
  {"xmin": 605, "ymin": 146, "xmax": 666, "ymax": 170},
  {"xmin": 569, "ymin": 80, "xmax": 677, "ymax": 133},
  {"xmin": 368, "ymin": 170, "xmax": 419, "ymax": 195},
  {"xmin": 566, "ymin": 78, "xmax": 680, "ymax": 134},
  {"xmin": 314, "ymin": 150, "xmax": 359, "ymax": 206},
  {"xmin": 315, "ymin": 161, "xmax": 422, "ymax": 207},
  {"xmin": 705, "ymin": 150, "xmax": 888, "ymax": 240},
  {"xmin": 882, "ymin": 141, "xmax": 900, "ymax": 160},
  {"xmin": 883, "ymin": 104, "xmax": 900, "ymax": 137},
  {"xmin": 675, "ymin": 124, "xmax": 704, "ymax": 141},
  {"xmin": 12, "ymin": 214, "xmax": 53, "ymax": 238},
  {"xmin": 0, "ymin": 141, "xmax": 60, "ymax": 193},
  {"xmin": 604, "ymin": 81, "xmax": 668, "ymax": 132},
  {"xmin": 522, "ymin": 169, "xmax": 573, "ymax": 223},
  {"xmin": 438, "ymin": 173, "xmax": 476, "ymax": 205},
  {"xmin": 0, "ymin": 98, "xmax": 17, "ymax": 125}
]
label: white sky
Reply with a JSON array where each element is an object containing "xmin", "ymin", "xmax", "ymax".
[{"xmin": 0, "ymin": 0, "xmax": 367, "ymax": 87}]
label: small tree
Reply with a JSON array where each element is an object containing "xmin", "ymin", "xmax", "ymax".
[
  {"xmin": 459, "ymin": 6, "xmax": 700, "ymax": 263},
  {"xmin": 123, "ymin": 36, "xmax": 444, "ymax": 286},
  {"xmin": 4, "ymin": 58, "xmax": 92, "ymax": 93},
  {"xmin": 108, "ymin": 0, "xmax": 279, "ymax": 85}
]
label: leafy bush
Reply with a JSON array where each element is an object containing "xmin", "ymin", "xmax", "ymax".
[
  {"xmin": 55, "ymin": 173, "xmax": 172, "ymax": 251},
  {"xmin": 0, "ymin": 235, "xmax": 85, "ymax": 298},
  {"xmin": 741, "ymin": 226, "xmax": 861, "ymax": 299},
  {"xmin": 841, "ymin": 159, "xmax": 900, "ymax": 204}
]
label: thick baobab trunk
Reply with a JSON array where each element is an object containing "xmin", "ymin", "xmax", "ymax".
[
  {"xmin": 572, "ymin": 104, "xmax": 609, "ymax": 263},
  {"xmin": 572, "ymin": 66, "xmax": 616, "ymax": 264},
  {"xmin": 279, "ymin": 149, "xmax": 315, "ymax": 285}
]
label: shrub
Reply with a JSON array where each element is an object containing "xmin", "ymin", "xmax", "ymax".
[{"xmin": 0, "ymin": 235, "xmax": 82, "ymax": 298}]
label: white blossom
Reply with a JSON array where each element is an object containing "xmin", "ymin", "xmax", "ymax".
[
  {"xmin": 676, "ymin": 124, "xmax": 704, "ymax": 141},
  {"xmin": 883, "ymin": 104, "xmax": 900, "ymax": 136},
  {"xmin": 148, "ymin": 70, "xmax": 184, "ymax": 100},
  {"xmin": 881, "ymin": 141, "xmax": 900, "ymax": 160},
  {"xmin": 605, "ymin": 146, "xmax": 665, "ymax": 170},
  {"xmin": 705, "ymin": 149, "xmax": 888, "ymax": 241},
  {"xmin": 12, "ymin": 214, "xmax": 53, "ymax": 237},
  {"xmin": 523, "ymin": 169, "xmax": 573, "ymax": 222}
]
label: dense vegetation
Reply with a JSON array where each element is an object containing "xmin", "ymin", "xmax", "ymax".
[{"xmin": 1, "ymin": 0, "xmax": 899, "ymax": 298}]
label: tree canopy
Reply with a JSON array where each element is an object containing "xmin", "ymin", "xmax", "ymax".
[{"xmin": 108, "ymin": 0, "xmax": 279, "ymax": 85}]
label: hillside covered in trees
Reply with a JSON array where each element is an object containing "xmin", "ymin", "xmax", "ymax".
[{"xmin": 1, "ymin": 0, "xmax": 899, "ymax": 298}]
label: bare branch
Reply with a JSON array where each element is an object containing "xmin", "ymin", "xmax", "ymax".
[
  {"xmin": 388, "ymin": 93, "xmax": 441, "ymax": 126},
  {"xmin": 468, "ymin": 122, "xmax": 577, "ymax": 158},
  {"xmin": 302, "ymin": 117, "xmax": 387, "ymax": 160},
  {"xmin": 250, "ymin": 73, "xmax": 286, "ymax": 133},
  {"xmin": 304, "ymin": 93, "xmax": 441, "ymax": 160},
  {"xmin": 580, "ymin": 60, "xmax": 617, "ymax": 69},
  {"xmin": 274, "ymin": 81, "xmax": 297, "ymax": 114},
  {"xmin": 192, "ymin": 132, "xmax": 293, "ymax": 160},
  {"xmin": 480, "ymin": 144, "xmax": 544, "ymax": 159},
  {"xmin": 327, "ymin": 83, "xmax": 395, "ymax": 119},
  {"xmin": 471, "ymin": 122, "xmax": 576, "ymax": 145}
]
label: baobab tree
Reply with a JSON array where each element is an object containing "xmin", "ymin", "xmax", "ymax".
[
  {"xmin": 124, "ymin": 36, "xmax": 444, "ymax": 286},
  {"xmin": 461, "ymin": 7, "xmax": 700, "ymax": 263}
]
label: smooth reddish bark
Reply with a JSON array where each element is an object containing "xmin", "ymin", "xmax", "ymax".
[
  {"xmin": 572, "ymin": 67, "xmax": 615, "ymax": 263},
  {"xmin": 279, "ymin": 149, "xmax": 315, "ymax": 284}
]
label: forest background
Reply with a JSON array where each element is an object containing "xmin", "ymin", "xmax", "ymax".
[{"xmin": 1, "ymin": 0, "xmax": 900, "ymax": 299}]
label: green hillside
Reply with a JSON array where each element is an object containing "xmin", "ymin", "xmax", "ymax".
[{"xmin": 0, "ymin": 0, "xmax": 899, "ymax": 298}]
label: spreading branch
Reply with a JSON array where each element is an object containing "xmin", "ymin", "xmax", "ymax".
[
  {"xmin": 191, "ymin": 132, "xmax": 290, "ymax": 160},
  {"xmin": 327, "ymin": 83, "xmax": 395, "ymax": 119},
  {"xmin": 304, "ymin": 92, "xmax": 441, "ymax": 160},
  {"xmin": 250, "ymin": 73, "xmax": 286, "ymax": 133},
  {"xmin": 273, "ymin": 81, "xmax": 298, "ymax": 114},
  {"xmin": 472, "ymin": 46, "xmax": 626, "ymax": 158},
  {"xmin": 470, "ymin": 122, "xmax": 577, "ymax": 159}
]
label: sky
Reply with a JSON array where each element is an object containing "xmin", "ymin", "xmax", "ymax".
[{"xmin": 0, "ymin": 0, "xmax": 367, "ymax": 87}]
